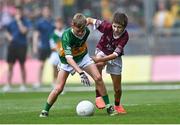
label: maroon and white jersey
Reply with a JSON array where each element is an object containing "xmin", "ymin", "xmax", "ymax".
[{"xmin": 95, "ymin": 20, "xmax": 129, "ymax": 56}]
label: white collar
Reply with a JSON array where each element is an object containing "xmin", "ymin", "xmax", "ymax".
[
  {"xmin": 71, "ymin": 28, "xmax": 86, "ymax": 39},
  {"xmin": 54, "ymin": 29, "xmax": 64, "ymax": 37},
  {"xmin": 113, "ymin": 30, "xmax": 125, "ymax": 39}
]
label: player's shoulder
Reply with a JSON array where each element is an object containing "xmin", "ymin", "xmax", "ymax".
[
  {"xmin": 120, "ymin": 30, "xmax": 129, "ymax": 40},
  {"xmin": 62, "ymin": 28, "xmax": 71, "ymax": 36},
  {"xmin": 85, "ymin": 27, "xmax": 90, "ymax": 34},
  {"xmin": 102, "ymin": 20, "xmax": 112, "ymax": 28},
  {"xmin": 124, "ymin": 30, "xmax": 129, "ymax": 37},
  {"xmin": 62, "ymin": 28, "xmax": 72, "ymax": 41}
]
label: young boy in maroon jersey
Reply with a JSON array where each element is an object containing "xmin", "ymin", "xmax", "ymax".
[{"xmin": 87, "ymin": 11, "xmax": 129, "ymax": 114}]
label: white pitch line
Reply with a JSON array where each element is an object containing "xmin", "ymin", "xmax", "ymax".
[
  {"xmin": 123, "ymin": 84, "xmax": 180, "ymax": 90},
  {"xmin": 1, "ymin": 84, "xmax": 180, "ymax": 93}
]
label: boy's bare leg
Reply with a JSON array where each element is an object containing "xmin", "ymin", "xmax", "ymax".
[
  {"xmin": 84, "ymin": 63, "xmax": 118, "ymax": 115},
  {"xmin": 40, "ymin": 70, "xmax": 69, "ymax": 117},
  {"xmin": 94, "ymin": 62, "xmax": 106, "ymax": 109},
  {"xmin": 111, "ymin": 74, "xmax": 126, "ymax": 114},
  {"xmin": 84, "ymin": 64, "xmax": 107, "ymax": 96}
]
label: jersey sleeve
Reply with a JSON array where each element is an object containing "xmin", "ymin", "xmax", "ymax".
[
  {"xmin": 62, "ymin": 32, "xmax": 72, "ymax": 56},
  {"xmin": 96, "ymin": 20, "xmax": 112, "ymax": 33},
  {"xmin": 92, "ymin": 19, "xmax": 102, "ymax": 30}
]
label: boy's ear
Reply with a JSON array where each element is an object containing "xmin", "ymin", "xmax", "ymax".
[{"xmin": 71, "ymin": 22, "xmax": 74, "ymax": 27}]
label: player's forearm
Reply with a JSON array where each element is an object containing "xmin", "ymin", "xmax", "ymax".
[
  {"xmin": 99, "ymin": 53, "xmax": 117, "ymax": 62},
  {"xmin": 86, "ymin": 17, "xmax": 96, "ymax": 25},
  {"xmin": 66, "ymin": 57, "xmax": 83, "ymax": 74},
  {"xmin": 17, "ymin": 20, "xmax": 28, "ymax": 34}
]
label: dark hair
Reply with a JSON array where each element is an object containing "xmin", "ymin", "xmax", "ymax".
[
  {"xmin": 112, "ymin": 12, "xmax": 128, "ymax": 28},
  {"xmin": 72, "ymin": 13, "xmax": 87, "ymax": 29}
]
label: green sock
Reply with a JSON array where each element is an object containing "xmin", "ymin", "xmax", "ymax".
[
  {"xmin": 102, "ymin": 95, "xmax": 110, "ymax": 105},
  {"xmin": 44, "ymin": 102, "xmax": 52, "ymax": 112}
]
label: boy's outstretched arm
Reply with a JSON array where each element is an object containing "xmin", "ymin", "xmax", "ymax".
[
  {"xmin": 66, "ymin": 56, "xmax": 90, "ymax": 86},
  {"xmin": 92, "ymin": 53, "xmax": 117, "ymax": 63},
  {"xmin": 86, "ymin": 17, "xmax": 96, "ymax": 25},
  {"xmin": 66, "ymin": 56, "xmax": 83, "ymax": 74},
  {"xmin": 86, "ymin": 17, "xmax": 103, "ymax": 31}
]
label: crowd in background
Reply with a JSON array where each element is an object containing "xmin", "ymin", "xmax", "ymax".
[
  {"xmin": 0, "ymin": 0, "xmax": 180, "ymax": 32},
  {"xmin": 0, "ymin": 0, "xmax": 180, "ymax": 58},
  {"xmin": 153, "ymin": 0, "xmax": 180, "ymax": 29},
  {"xmin": 1, "ymin": 0, "xmax": 180, "ymax": 29},
  {"xmin": 1, "ymin": 0, "xmax": 180, "ymax": 91}
]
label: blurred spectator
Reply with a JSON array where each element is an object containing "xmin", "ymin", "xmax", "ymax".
[
  {"xmin": 110, "ymin": 0, "xmax": 144, "ymax": 29},
  {"xmin": 0, "ymin": 1, "xmax": 16, "ymax": 29},
  {"xmin": 170, "ymin": 0, "xmax": 180, "ymax": 27},
  {"xmin": 153, "ymin": 1, "xmax": 174, "ymax": 29},
  {"xmin": 22, "ymin": 0, "xmax": 42, "ymax": 23},
  {"xmin": 100, "ymin": 0, "xmax": 112, "ymax": 21},
  {"xmin": 3, "ymin": 6, "xmax": 31, "ymax": 92},
  {"xmin": 33, "ymin": 6, "xmax": 54, "ymax": 88},
  {"xmin": 63, "ymin": 0, "xmax": 76, "ymax": 26},
  {"xmin": 48, "ymin": 17, "xmax": 64, "ymax": 87},
  {"xmin": 22, "ymin": 0, "xmax": 36, "ymax": 21}
]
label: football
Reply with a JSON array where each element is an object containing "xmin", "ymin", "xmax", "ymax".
[{"xmin": 76, "ymin": 100, "xmax": 95, "ymax": 116}]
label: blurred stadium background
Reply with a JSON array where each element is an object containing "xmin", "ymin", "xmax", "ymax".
[
  {"xmin": 0, "ymin": 0, "xmax": 180, "ymax": 86},
  {"xmin": 1, "ymin": 0, "xmax": 180, "ymax": 124}
]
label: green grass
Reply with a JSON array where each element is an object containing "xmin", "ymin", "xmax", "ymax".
[{"xmin": 0, "ymin": 89, "xmax": 180, "ymax": 124}]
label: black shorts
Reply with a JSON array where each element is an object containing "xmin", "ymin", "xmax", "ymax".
[
  {"xmin": 7, "ymin": 44, "xmax": 27, "ymax": 64},
  {"xmin": 38, "ymin": 48, "xmax": 51, "ymax": 61}
]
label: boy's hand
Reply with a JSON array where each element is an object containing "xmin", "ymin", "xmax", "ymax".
[
  {"xmin": 79, "ymin": 72, "xmax": 90, "ymax": 86},
  {"xmin": 86, "ymin": 18, "xmax": 91, "ymax": 25},
  {"xmin": 86, "ymin": 17, "xmax": 96, "ymax": 26}
]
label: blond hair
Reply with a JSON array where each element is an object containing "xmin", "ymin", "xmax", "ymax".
[{"xmin": 72, "ymin": 13, "xmax": 87, "ymax": 29}]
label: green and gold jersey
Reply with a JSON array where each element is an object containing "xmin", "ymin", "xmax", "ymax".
[
  {"xmin": 49, "ymin": 30, "xmax": 63, "ymax": 51},
  {"xmin": 59, "ymin": 27, "xmax": 90, "ymax": 64}
]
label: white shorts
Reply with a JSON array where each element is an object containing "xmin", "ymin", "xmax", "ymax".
[
  {"xmin": 48, "ymin": 51, "xmax": 61, "ymax": 66},
  {"xmin": 95, "ymin": 48, "xmax": 122, "ymax": 75},
  {"xmin": 60, "ymin": 54, "xmax": 94, "ymax": 73}
]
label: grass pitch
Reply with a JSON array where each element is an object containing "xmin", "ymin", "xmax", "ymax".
[{"xmin": 0, "ymin": 86, "xmax": 180, "ymax": 124}]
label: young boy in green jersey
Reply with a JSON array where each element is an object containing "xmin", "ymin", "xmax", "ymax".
[{"xmin": 39, "ymin": 13, "xmax": 117, "ymax": 117}]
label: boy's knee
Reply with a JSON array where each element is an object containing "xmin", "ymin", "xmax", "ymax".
[
  {"xmin": 94, "ymin": 74, "xmax": 103, "ymax": 83},
  {"xmin": 114, "ymin": 89, "xmax": 122, "ymax": 94}
]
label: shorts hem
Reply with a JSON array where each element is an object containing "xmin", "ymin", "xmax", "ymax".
[{"xmin": 106, "ymin": 71, "xmax": 121, "ymax": 75}]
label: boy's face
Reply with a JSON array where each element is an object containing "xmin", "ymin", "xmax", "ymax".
[
  {"xmin": 15, "ymin": 9, "xmax": 22, "ymax": 18},
  {"xmin": 55, "ymin": 21, "xmax": 63, "ymax": 30},
  {"xmin": 42, "ymin": 7, "xmax": 50, "ymax": 18},
  {"xmin": 72, "ymin": 25, "xmax": 86, "ymax": 37},
  {"xmin": 112, "ymin": 23, "xmax": 125, "ymax": 36}
]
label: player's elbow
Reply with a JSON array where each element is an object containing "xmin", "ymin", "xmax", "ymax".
[{"xmin": 86, "ymin": 17, "xmax": 95, "ymax": 25}]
